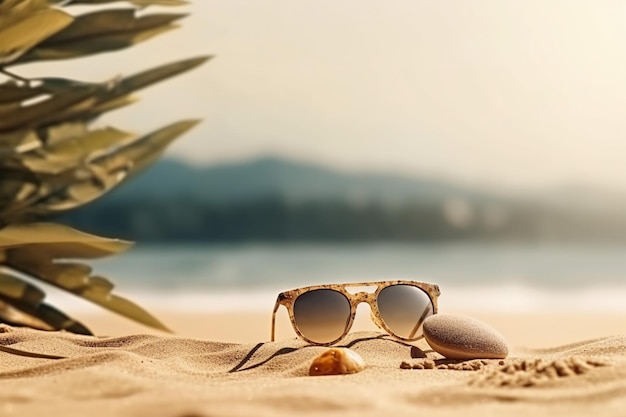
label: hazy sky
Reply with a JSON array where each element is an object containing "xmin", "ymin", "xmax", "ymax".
[{"xmin": 22, "ymin": 1, "xmax": 626, "ymax": 189}]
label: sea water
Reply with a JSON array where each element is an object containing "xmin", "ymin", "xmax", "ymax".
[{"xmin": 55, "ymin": 242, "xmax": 626, "ymax": 313}]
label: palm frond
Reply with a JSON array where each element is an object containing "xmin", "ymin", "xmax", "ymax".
[{"xmin": 0, "ymin": 0, "xmax": 208, "ymax": 333}]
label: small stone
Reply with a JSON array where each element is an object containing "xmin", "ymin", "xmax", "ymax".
[
  {"xmin": 309, "ymin": 348, "xmax": 366, "ymax": 376},
  {"xmin": 423, "ymin": 314, "xmax": 509, "ymax": 360},
  {"xmin": 410, "ymin": 346, "xmax": 427, "ymax": 358}
]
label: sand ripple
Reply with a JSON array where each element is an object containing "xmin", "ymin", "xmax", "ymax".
[{"xmin": 0, "ymin": 328, "xmax": 625, "ymax": 417}]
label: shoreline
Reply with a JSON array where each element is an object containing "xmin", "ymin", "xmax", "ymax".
[{"xmin": 81, "ymin": 309, "xmax": 626, "ymax": 348}]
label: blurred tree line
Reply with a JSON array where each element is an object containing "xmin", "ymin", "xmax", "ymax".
[{"xmin": 59, "ymin": 197, "xmax": 626, "ymax": 243}]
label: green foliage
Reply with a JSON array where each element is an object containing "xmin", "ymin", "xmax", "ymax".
[{"xmin": 0, "ymin": 0, "xmax": 208, "ymax": 334}]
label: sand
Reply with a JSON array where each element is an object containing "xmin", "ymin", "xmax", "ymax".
[{"xmin": 0, "ymin": 311, "xmax": 625, "ymax": 417}]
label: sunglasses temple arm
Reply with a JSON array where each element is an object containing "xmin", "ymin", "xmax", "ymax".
[
  {"xmin": 408, "ymin": 304, "xmax": 434, "ymax": 340},
  {"xmin": 270, "ymin": 299, "xmax": 280, "ymax": 342}
]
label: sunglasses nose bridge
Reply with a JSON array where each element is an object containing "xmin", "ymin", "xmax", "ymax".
[
  {"xmin": 351, "ymin": 292, "xmax": 385, "ymax": 330},
  {"xmin": 352, "ymin": 292, "xmax": 375, "ymax": 305}
]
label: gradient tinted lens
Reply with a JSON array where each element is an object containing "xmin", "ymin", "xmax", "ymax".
[
  {"xmin": 377, "ymin": 284, "xmax": 434, "ymax": 339},
  {"xmin": 293, "ymin": 289, "xmax": 351, "ymax": 344}
]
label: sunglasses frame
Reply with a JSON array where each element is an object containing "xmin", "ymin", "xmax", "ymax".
[{"xmin": 271, "ymin": 280, "xmax": 440, "ymax": 346}]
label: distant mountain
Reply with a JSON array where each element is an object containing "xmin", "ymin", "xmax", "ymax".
[
  {"xmin": 59, "ymin": 156, "xmax": 626, "ymax": 242},
  {"xmin": 103, "ymin": 156, "xmax": 499, "ymax": 205}
]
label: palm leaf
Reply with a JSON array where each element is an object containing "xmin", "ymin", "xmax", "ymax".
[
  {"xmin": 0, "ymin": 119, "xmax": 198, "ymax": 220},
  {"xmin": 0, "ymin": 85, "xmax": 96, "ymax": 132},
  {"xmin": 6, "ymin": 254, "xmax": 171, "ymax": 332},
  {"xmin": 65, "ymin": 0, "xmax": 188, "ymax": 6},
  {"xmin": 0, "ymin": 82, "xmax": 48, "ymax": 104},
  {"xmin": 0, "ymin": 57, "xmax": 209, "ymax": 134},
  {"xmin": 96, "ymin": 119, "xmax": 200, "ymax": 174},
  {"xmin": 15, "ymin": 9, "xmax": 185, "ymax": 63},
  {"xmin": 18, "ymin": 127, "xmax": 134, "ymax": 174},
  {"xmin": 79, "ymin": 56, "xmax": 212, "ymax": 121},
  {"xmin": 26, "ymin": 120, "xmax": 200, "ymax": 215},
  {"xmin": 0, "ymin": 129, "xmax": 40, "ymax": 156},
  {"xmin": 1, "ymin": 0, "xmax": 51, "ymax": 14},
  {"xmin": 109, "ymin": 56, "xmax": 212, "ymax": 98},
  {"xmin": 0, "ymin": 8, "xmax": 73, "ymax": 64},
  {"xmin": 0, "ymin": 222, "xmax": 131, "ymax": 257},
  {"xmin": 0, "ymin": 272, "xmax": 92, "ymax": 334},
  {"xmin": 0, "ymin": 270, "xmax": 45, "ymax": 306},
  {"xmin": 44, "ymin": 9, "xmax": 182, "ymax": 43},
  {"xmin": 0, "ymin": 223, "xmax": 170, "ymax": 331}
]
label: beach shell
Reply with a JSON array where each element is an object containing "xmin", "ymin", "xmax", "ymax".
[
  {"xmin": 423, "ymin": 314, "xmax": 509, "ymax": 360},
  {"xmin": 309, "ymin": 348, "xmax": 366, "ymax": 376}
]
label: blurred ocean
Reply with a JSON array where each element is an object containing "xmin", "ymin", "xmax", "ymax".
[{"xmin": 61, "ymin": 243, "xmax": 626, "ymax": 314}]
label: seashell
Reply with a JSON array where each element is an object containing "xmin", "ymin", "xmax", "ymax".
[
  {"xmin": 309, "ymin": 348, "xmax": 366, "ymax": 376},
  {"xmin": 423, "ymin": 314, "xmax": 509, "ymax": 360}
]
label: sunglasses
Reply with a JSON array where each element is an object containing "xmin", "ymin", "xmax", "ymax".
[{"xmin": 271, "ymin": 280, "xmax": 440, "ymax": 346}]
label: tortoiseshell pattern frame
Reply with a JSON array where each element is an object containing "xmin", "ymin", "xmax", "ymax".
[{"xmin": 271, "ymin": 280, "xmax": 441, "ymax": 346}]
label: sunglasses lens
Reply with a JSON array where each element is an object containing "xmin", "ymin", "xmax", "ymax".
[
  {"xmin": 377, "ymin": 284, "xmax": 434, "ymax": 339},
  {"xmin": 293, "ymin": 289, "xmax": 351, "ymax": 344}
]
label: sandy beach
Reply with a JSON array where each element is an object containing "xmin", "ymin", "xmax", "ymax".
[{"xmin": 0, "ymin": 310, "xmax": 624, "ymax": 417}]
